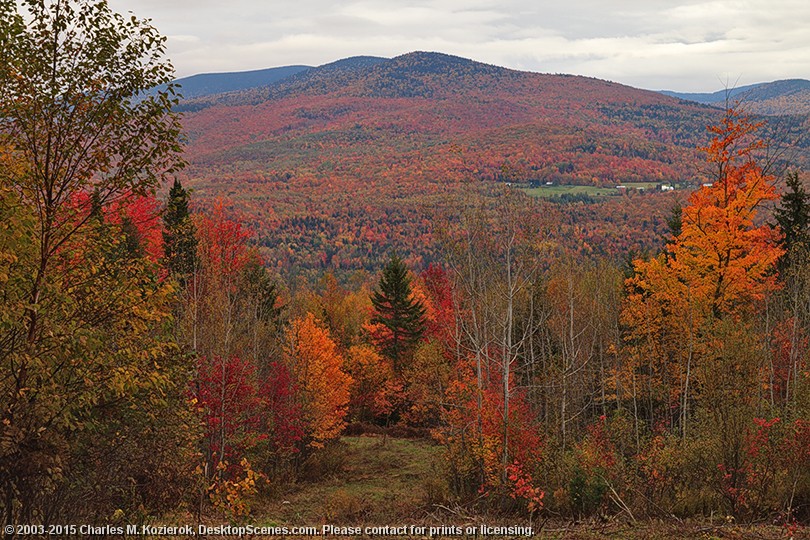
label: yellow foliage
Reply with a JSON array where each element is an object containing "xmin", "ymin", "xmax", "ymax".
[{"xmin": 208, "ymin": 458, "xmax": 266, "ymax": 521}]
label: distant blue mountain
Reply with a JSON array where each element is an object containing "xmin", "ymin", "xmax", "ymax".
[
  {"xmin": 174, "ymin": 56, "xmax": 390, "ymax": 109},
  {"xmin": 660, "ymin": 79, "xmax": 810, "ymax": 115},
  {"xmin": 660, "ymin": 83, "xmax": 762, "ymax": 104},
  {"xmin": 165, "ymin": 65, "xmax": 311, "ymax": 99}
]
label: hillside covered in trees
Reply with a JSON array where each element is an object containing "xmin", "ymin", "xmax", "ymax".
[
  {"xmin": 174, "ymin": 52, "xmax": 810, "ymax": 276},
  {"xmin": 2, "ymin": 1, "xmax": 810, "ymax": 538}
]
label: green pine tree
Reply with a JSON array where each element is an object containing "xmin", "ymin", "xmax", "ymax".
[
  {"xmin": 120, "ymin": 215, "xmax": 144, "ymax": 259},
  {"xmin": 666, "ymin": 201, "xmax": 682, "ymax": 241},
  {"xmin": 775, "ymin": 171, "xmax": 810, "ymax": 269},
  {"xmin": 371, "ymin": 254, "xmax": 426, "ymax": 371},
  {"xmin": 162, "ymin": 178, "xmax": 198, "ymax": 283},
  {"xmin": 244, "ymin": 257, "xmax": 284, "ymax": 324}
]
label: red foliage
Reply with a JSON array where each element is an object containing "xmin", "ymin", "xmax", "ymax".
[
  {"xmin": 196, "ymin": 201, "xmax": 254, "ymax": 287},
  {"xmin": 479, "ymin": 386, "xmax": 544, "ymax": 472},
  {"xmin": 506, "ymin": 460, "xmax": 545, "ymax": 513},
  {"xmin": 115, "ymin": 194, "xmax": 164, "ymax": 262},
  {"xmin": 419, "ymin": 264, "xmax": 456, "ymax": 347},
  {"xmin": 578, "ymin": 416, "xmax": 618, "ymax": 475},
  {"xmin": 770, "ymin": 318, "xmax": 809, "ymax": 401},
  {"xmin": 195, "ymin": 353, "xmax": 307, "ymax": 471},
  {"xmin": 196, "ymin": 354, "xmax": 266, "ymax": 472},
  {"xmin": 438, "ymin": 353, "xmax": 546, "ymax": 508},
  {"xmin": 260, "ymin": 361, "xmax": 305, "ymax": 455},
  {"xmin": 717, "ymin": 417, "xmax": 784, "ymax": 515},
  {"xmin": 783, "ymin": 419, "xmax": 810, "ymax": 467},
  {"xmin": 747, "ymin": 417, "xmax": 781, "ymax": 461},
  {"xmin": 61, "ymin": 190, "xmax": 164, "ymax": 261}
]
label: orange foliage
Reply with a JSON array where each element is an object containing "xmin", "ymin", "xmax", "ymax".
[
  {"xmin": 344, "ymin": 344, "xmax": 399, "ymax": 422},
  {"xmin": 287, "ymin": 313, "xmax": 352, "ymax": 447},
  {"xmin": 621, "ymin": 109, "xmax": 783, "ymax": 423},
  {"xmin": 673, "ymin": 109, "xmax": 783, "ymax": 316},
  {"xmin": 627, "ymin": 109, "xmax": 782, "ymax": 323}
]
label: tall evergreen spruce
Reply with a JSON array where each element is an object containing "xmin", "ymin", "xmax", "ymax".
[
  {"xmin": 666, "ymin": 201, "xmax": 683, "ymax": 241},
  {"xmin": 120, "ymin": 216, "xmax": 144, "ymax": 259},
  {"xmin": 775, "ymin": 171, "xmax": 810, "ymax": 269},
  {"xmin": 162, "ymin": 178, "xmax": 198, "ymax": 284},
  {"xmin": 371, "ymin": 254, "xmax": 426, "ymax": 370}
]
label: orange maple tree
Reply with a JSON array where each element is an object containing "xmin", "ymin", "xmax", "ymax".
[
  {"xmin": 287, "ymin": 312, "xmax": 352, "ymax": 447},
  {"xmin": 673, "ymin": 109, "xmax": 783, "ymax": 317},
  {"xmin": 627, "ymin": 109, "xmax": 782, "ymax": 321},
  {"xmin": 620, "ymin": 108, "xmax": 783, "ymax": 429},
  {"xmin": 344, "ymin": 343, "xmax": 400, "ymax": 423}
]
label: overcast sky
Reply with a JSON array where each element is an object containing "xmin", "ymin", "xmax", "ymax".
[{"xmin": 107, "ymin": 0, "xmax": 809, "ymax": 92}]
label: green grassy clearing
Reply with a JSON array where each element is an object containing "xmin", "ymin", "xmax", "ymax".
[
  {"xmin": 258, "ymin": 435, "xmax": 444, "ymax": 526},
  {"xmin": 524, "ymin": 182, "xmax": 666, "ymax": 198}
]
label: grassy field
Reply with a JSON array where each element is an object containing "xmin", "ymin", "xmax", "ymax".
[
  {"xmin": 524, "ymin": 182, "xmax": 666, "ymax": 198},
  {"xmin": 250, "ymin": 436, "xmax": 796, "ymax": 539},
  {"xmin": 258, "ymin": 436, "xmax": 445, "ymax": 526}
]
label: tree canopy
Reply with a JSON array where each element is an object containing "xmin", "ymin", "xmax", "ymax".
[{"xmin": 0, "ymin": 0, "xmax": 190, "ymax": 524}]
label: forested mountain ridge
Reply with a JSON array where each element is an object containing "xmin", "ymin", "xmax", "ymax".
[
  {"xmin": 175, "ymin": 55, "xmax": 810, "ymax": 116},
  {"xmin": 661, "ymin": 78, "xmax": 810, "ymax": 116},
  {"xmin": 660, "ymin": 83, "xmax": 762, "ymax": 104},
  {"xmin": 174, "ymin": 52, "xmax": 807, "ymax": 275},
  {"xmin": 181, "ymin": 51, "xmax": 808, "ymax": 181}
]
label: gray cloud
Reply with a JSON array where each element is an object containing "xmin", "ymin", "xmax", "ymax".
[{"xmin": 106, "ymin": 0, "xmax": 810, "ymax": 91}]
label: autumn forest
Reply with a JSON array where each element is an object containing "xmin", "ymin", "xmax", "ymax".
[{"xmin": 1, "ymin": 1, "xmax": 810, "ymax": 538}]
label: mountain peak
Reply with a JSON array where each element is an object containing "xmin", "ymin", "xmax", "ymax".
[
  {"xmin": 386, "ymin": 51, "xmax": 511, "ymax": 76},
  {"xmin": 391, "ymin": 50, "xmax": 475, "ymax": 64}
]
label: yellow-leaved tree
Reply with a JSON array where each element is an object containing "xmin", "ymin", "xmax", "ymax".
[{"xmin": 0, "ymin": 0, "xmax": 194, "ymax": 525}]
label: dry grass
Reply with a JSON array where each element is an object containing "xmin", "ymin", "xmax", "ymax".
[
  {"xmin": 258, "ymin": 435, "xmax": 444, "ymax": 525},
  {"xmin": 253, "ymin": 436, "xmax": 805, "ymax": 539}
]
